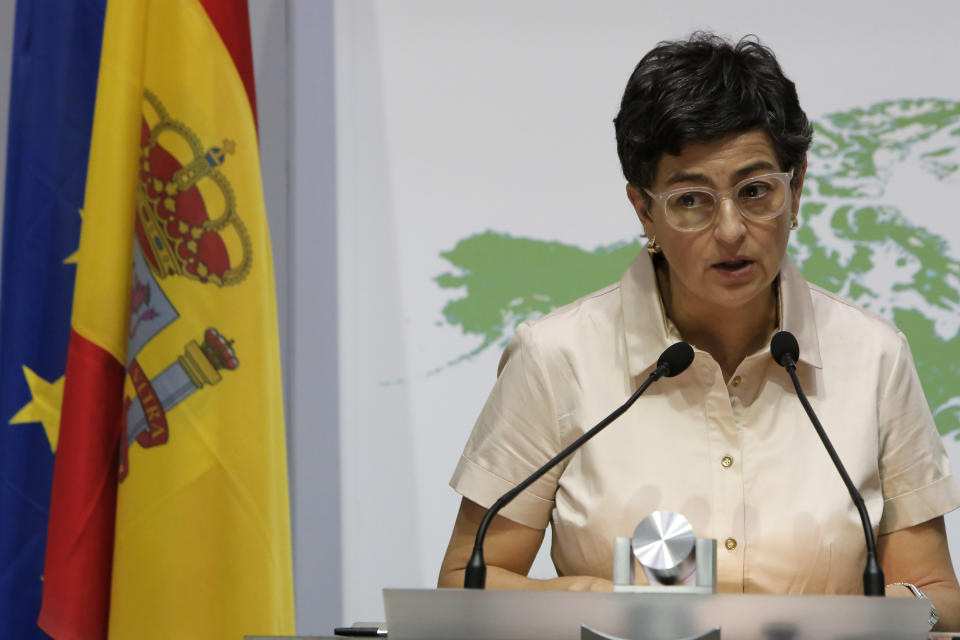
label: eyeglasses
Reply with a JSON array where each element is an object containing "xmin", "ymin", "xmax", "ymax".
[{"xmin": 643, "ymin": 171, "xmax": 795, "ymax": 232}]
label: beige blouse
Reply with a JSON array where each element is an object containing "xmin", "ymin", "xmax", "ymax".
[{"xmin": 450, "ymin": 252, "xmax": 960, "ymax": 593}]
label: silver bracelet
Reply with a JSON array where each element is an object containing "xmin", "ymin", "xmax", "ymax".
[{"xmin": 888, "ymin": 582, "xmax": 939, "ymax": 630}]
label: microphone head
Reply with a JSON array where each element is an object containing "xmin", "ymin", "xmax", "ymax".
[
  {"xmin": 658, "ymin": 342, "xmax": 694, "ymax": 377},
  {"xmin": 770, "ymin": 331, "xmax": 800, "ymax": 367}
]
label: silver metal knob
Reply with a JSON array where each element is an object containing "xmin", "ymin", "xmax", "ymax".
[{"xmin": 631, "ymin": 510, "xmax": 696, "ymax": 585}]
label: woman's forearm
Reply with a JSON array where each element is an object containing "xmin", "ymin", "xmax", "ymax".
[{"xmin": 438, "ymin": 566, "xmax": 612, "ymax": 592}]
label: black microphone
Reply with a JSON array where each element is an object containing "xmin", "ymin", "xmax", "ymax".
[
  {"xmin": 464, "ymin": 342, "xmax": 695, "ymax": 589},
  {"xmin": 770, "ymin": 331, "xmax": 884, "ymax": 596}
]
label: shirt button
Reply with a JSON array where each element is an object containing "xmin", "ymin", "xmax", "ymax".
[
  {"xmin": 725, "ymin": 538, "xmax": 738, "ymax": 551},
  {"xmin": 720, "ymin": 456, "xmax": 734, "ymax": 468},
  {"xmin": 730, "ymin": 375, "xmax": 742, "ymax": 387}
]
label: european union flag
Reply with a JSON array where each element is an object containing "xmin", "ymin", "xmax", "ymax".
[{"xmin": 0, "ymin": 2, "xmax": 105, "ymax": 637}]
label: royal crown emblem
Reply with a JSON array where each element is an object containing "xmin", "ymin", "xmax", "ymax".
[{"xmin": 135, "ymin": 89, "xmax": 252, "ymax": 286}]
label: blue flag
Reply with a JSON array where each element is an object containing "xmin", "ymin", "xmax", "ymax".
[{"xmin": 0, "ymin": 2, "xmax": 105, "ymax": 637}]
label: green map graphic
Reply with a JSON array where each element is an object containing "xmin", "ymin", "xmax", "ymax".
[{"xmin": 436, "ymin": 99, "xmax": 960, "ymax": 437}]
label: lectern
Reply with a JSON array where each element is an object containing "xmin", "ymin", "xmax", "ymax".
[{"xmin": 382, "ymin": 588, "xmax": 930, "ymax": 640}]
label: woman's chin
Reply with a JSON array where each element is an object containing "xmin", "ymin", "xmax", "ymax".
[{"xmin": 701, "ymin": 286, "xmax": 775, "ymax": 315}]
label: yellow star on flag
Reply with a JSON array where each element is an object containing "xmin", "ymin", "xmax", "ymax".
[{"xmin": 9, "ymin": 365, "xmax": 65, "ymax": 452}]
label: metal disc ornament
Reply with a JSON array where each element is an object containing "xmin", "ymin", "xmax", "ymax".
[{"xmin": 631, "ymin": 510, "xmax": 697, "ymax": 584}]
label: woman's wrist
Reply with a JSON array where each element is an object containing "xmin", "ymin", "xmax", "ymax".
[
  {"xmin": 887, "ymin": 583, "xmax": 939, "ymax": 630},
  {"xmin": 885, "ymin": 583, "xmax": 916, "ymax": 598}
]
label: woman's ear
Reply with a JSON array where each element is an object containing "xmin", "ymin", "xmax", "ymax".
[
  {"xmin": 626, "ymin": 183, "xmax": 656, "ymax": 238},
  {"xmin": 791, "ymin": 158, "xmax": 807, "ymax": 215}
]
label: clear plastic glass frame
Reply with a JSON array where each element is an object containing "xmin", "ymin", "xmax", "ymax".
[{"xmin": 643, "ymin": 170, "xmax": 795, "ymax": 232}]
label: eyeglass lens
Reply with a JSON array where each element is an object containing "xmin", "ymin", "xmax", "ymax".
[{"xmin": 665, "ymin": 175, "xmax": 788, "ymax": 230}]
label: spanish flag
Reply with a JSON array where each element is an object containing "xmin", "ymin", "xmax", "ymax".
[{"xmin": 38, "ymin": 1, "xmax": 295, "ymax": 639}]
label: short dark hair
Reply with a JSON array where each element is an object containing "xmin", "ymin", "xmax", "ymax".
[{"xmin": 614, "ymin": 33, "xmax": 812, "ymax": 190}]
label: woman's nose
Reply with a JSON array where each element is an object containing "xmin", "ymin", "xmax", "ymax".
[{"xmin": 713, "ymin": 196, "xmax": 747, "ymax": 244}]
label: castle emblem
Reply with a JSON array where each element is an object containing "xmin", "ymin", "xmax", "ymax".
[{"xmin": 136, "ymin": 89, "xmax": 252, "ymax": 286}]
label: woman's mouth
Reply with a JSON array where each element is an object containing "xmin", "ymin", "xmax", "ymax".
[{"xmin": 712, "ymin": 259, "xmax": 756, "ymax": 276}]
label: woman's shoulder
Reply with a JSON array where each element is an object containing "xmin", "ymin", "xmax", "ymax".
[
  {"xmin": 804, "ymin": 280, "xmax": 909, "ymax": 355},
  {"xmin": 521, "ymin": 281, "xmax": 624, "ymax": 337},
  {"xmin": 501, "ymin": 280, "xmax": 628, "ymax": 369}
]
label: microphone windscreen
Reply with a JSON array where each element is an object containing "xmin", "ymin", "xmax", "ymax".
[
  {"xmin": 658, "ymin": 342, "xmax": 694, "ymax": 377},
  {"xmin": 770, "ymin": 331, "xmax": 800, "ymax": 367}
]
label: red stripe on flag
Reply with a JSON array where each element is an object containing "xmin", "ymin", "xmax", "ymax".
[
  {"xmin": 197, "ymin": 0, "xmax": 259, "ymax": 129},
  {"xmin": 39, "ymin": 330, "xmax": 125, "ymax": 640}
]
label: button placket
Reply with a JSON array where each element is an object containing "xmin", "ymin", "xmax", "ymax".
[{"xmin": 704, "ymin": 360, "xmax": 746, "ymax": 591}]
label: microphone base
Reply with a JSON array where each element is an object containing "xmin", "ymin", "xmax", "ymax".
[
  {"xmin": 464, "ymin": 549, "xmax": 487, "ymax": 589},
  {"xmin": 863, "ymin": 555, "xmax": 885, "ymax": 596}
]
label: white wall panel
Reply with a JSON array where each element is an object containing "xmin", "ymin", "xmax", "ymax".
[
  {"xmin": 334, "ymin": 0, "xmax": 960, "ymax": 624},
  {"xmin": 0, "ymin": 0, "xmax": 16, "ymax": 276}
]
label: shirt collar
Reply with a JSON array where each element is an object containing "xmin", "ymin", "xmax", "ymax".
[
  {"xmin": 620, "ymin": 252, "xmax": 823, "ymax": 379},
  {"xmin": 778, "ymin": 255, "xmax": 822, "ymax": 369}
]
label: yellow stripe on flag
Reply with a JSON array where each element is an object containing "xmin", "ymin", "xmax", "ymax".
[
  {"xmin": 71, "ymin": 1, "xmax": 147, "ymax": 359},
  {"xmin": 67, "ymin": 1, "xmax": 296, "ymax": 637}
]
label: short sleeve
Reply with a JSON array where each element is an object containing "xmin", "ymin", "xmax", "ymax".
[
  {"xmin": 877, "ymin": 332, "xmax": 960, "ymax": 534},
  {"xmin": 449, "ymin": 322, "xmax": 564, "ymax": 529}
]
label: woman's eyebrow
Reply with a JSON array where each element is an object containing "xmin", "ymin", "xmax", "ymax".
[
  {"xmin": 733, "ymin": 160, "xmax": 778, "ymax": 180},
  {"xmin": 664, "ymin": 171, "xmax": 711, "ymax": 187},
  {"xmin": 664, "ymin": 161, "xmax": 779, "ymax": 188}
]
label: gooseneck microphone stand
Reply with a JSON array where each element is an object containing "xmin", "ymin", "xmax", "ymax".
[
  {"xmin": 464, "ymin": 342, "xmax": 695, "ymax": 589},
  {"xmin": 770, "ymin": 331, "xmax": 884, "ymax": 596}
]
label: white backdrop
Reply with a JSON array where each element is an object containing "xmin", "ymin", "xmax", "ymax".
[{"xmin": 334, "ymin": 0, "xmax": 960, "ymax": 624}]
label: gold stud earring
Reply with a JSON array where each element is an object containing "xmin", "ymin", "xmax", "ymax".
[
  {"xmin": 790, "ymin": 214, "xmax": 799, "ymax": 230},
  {"xmin": 646, "ymin": 236, "xmax": 661, "ymax": 255}
]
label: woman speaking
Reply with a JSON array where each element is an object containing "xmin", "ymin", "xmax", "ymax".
[{"xmin": 437, "ymin": 33, "xmax": 960, "ymax": 630}]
